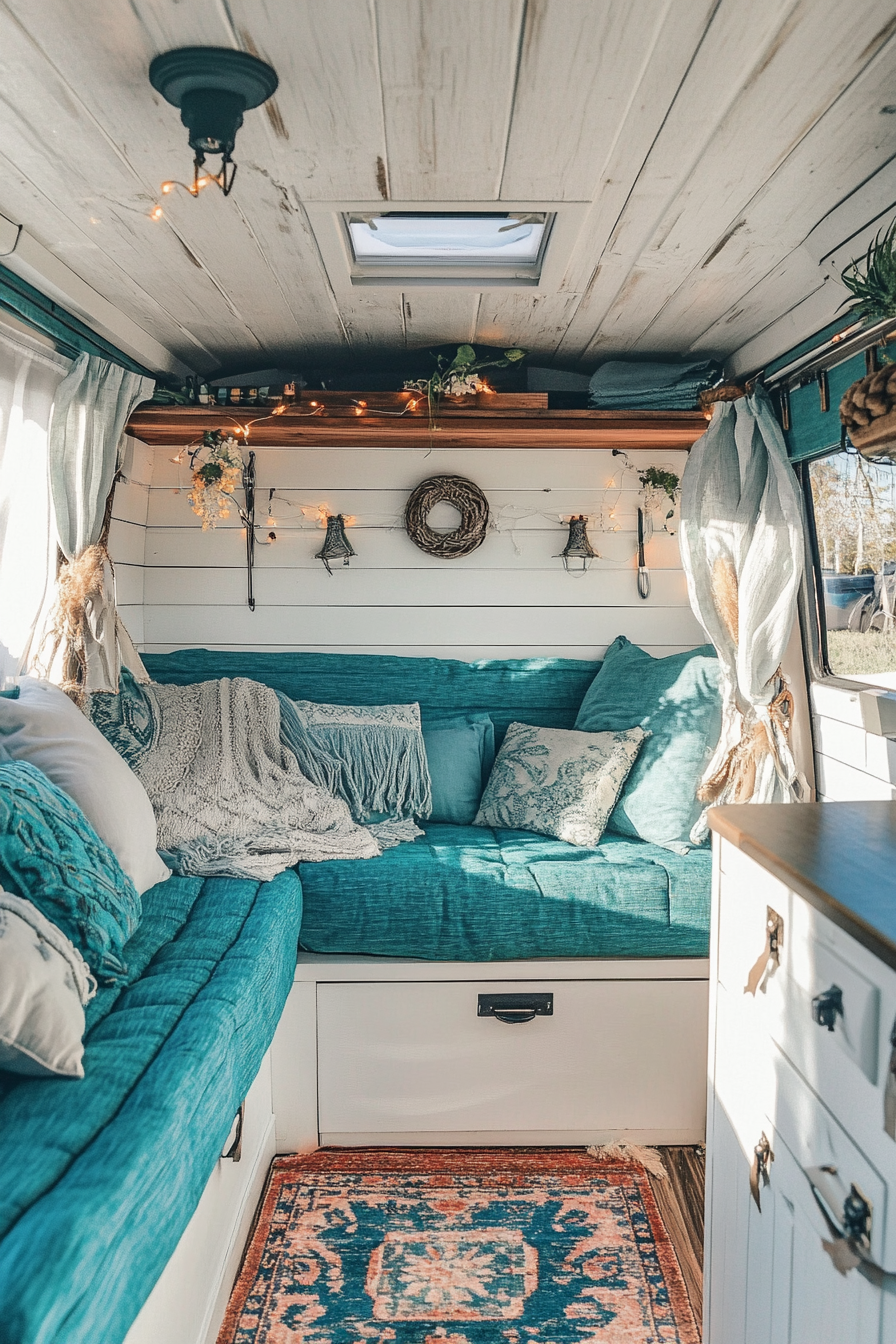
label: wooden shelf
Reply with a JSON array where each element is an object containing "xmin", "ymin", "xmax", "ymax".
[{"xmin": 126, "ymin": 403, "xmax": 708, "ymax": 450}]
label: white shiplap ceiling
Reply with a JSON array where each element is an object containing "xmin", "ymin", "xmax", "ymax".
[{"xmin": 0, "ymin": 0, "xmax": 895, "ymax": 376}]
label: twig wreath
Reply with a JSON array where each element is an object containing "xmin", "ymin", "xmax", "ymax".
[{"xmin": 405, "ymin": 474, "xmax": 490, "ymax": 558}]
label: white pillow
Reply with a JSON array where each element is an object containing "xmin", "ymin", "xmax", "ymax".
[
  {"xmin": 0, "ymin": 891, "xmax": 96, "ymax": 1078},
  {"xmin": 0, "ymin": 679, "xmax": 170, "ymax": 894}
]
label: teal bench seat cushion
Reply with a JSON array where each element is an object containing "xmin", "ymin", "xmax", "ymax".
[
  {"xmin": 298, "ymin": 822, "xmax": 710, "ymax": 961},
  {"xmin": 142, "ymin": 649, "xmax": 599, "ymax": 744},
  {"xmin": 0, "ymin": 866, "xmax": 302, "ymax": 1344}
]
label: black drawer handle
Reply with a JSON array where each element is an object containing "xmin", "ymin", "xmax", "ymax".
[
  {"xmin": 478, "ymin": 992, "xmax": 553, "ymax": 1024},
  {"xmin": 812, "ymin": 984, "xmax": 843, "ymax": 1032}
]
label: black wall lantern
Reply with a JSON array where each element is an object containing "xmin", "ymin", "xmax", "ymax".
[
  {"xmin": 316, "ymin": 515, "xmax": 356, "ymax": 575},
  {"xmin": 559, "ymin": 515, "xmax": 598, "ymax": 572},
  {"xmin": 149, "ymin": 47, "xmax": 278, "ymax": 196}
]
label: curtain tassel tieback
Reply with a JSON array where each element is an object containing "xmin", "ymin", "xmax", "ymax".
[
  {"xmin": 46, "ymin": 543, "xmax": 114, "ymax": 705},
  {"xmin": 697, "ymin": 671, "xmax": 794, "ymax": 806}
]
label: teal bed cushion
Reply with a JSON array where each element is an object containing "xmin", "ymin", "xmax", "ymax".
[
  {"xmin": 0, "ymin": 760, "xmax": 140, "ymax": 984},
  {"xmin": 141, "ymin": 649, "xmax": 599, "ymax": 743},
  {"xmin": 0, "ymin": 866, "xmax": 302, "ymax": 1344},
  {"xmin": 298, "ymin": 822, "xmax": 710, "ymax": 961},
  {"xmin": 574, "ymin": 636, "xmax": 722, "ymax": 851}
]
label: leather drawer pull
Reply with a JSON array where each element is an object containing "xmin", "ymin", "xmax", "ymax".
[
  {"xmin": 750, "ymin": 1132, "xmax": 774, "ymax": 1210},
  {"xmin": 477, "ymin": 992, "xmax": 553, "ymax": 1024},
  {"xmin": 222, "ymin": 1103, "xmax": 244, "ymax": 1162},
  {"xmin": 805, "ymin": 1166, "xmax": 896, "ymax": 1288},
  {"xmin": 744, "ymin": 907, "xmax": 783, "ymax": 996}
]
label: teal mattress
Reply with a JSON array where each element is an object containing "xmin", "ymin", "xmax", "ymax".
[
  {"xmin": 298, "ymin": 823, "xmax": 711, "ymax": 961},
  {"xmin": 0, "ymin": 867, "xmax": 303, "ymax": 1344}
]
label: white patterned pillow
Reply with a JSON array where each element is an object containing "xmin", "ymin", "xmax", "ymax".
[
  {"xmin": 0, "ymin": 891, "xmax": 96, "ymax": 1078},
  {"xmin": 474, "ymin": 722, "xmax": 648, "ymax": 847}
]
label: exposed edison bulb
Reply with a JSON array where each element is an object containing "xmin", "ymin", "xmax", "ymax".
[
  {"xmin": 150, "ymin": 205, "xmax": 164, "ymax": 221},
  {"xmin": 309, "ymin": 400, "xmax": 319, "ymax": 407}
]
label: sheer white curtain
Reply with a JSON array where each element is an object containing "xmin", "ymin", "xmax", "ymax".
[
  {"xmin": 36, "ymin": 353, "xmax": 154, "ymax": 694},
  {"xmin": 0, "ymin": 324, "xmax": 70, "ymax": 681},
  {"xmin": 679, "ymin": 387, "xmax": 808, "ymax": 838}
]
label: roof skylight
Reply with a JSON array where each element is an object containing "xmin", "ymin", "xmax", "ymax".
[{"xmin": 344, "ymin": 211, "xmax": 552, "ymax": 284}]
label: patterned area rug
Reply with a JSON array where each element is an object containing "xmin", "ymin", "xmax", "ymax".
[{"xmin": 218, "ymin": 1149, "xmax": 699, "ymax": 1343}]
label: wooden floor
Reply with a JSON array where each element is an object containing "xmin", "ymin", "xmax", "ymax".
[{"xmin": 653, "ymin": 1145, "xmax": 706, "ymax": 1335}]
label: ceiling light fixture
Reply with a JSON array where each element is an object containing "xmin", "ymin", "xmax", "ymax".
[{"xmin": 149, "ymin": 46, "xmax": 278, "ymax": 198}]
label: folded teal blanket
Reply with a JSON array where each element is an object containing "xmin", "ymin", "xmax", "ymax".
[
  {"xmin": 0, "ymin": 867, "xmax": 303, "ymax": 1344},
  {"xmin": 589, "ymin": 359, "xmax": 721, "ymax": 409}
]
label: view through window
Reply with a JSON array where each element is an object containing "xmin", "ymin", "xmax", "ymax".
[{"xmin": 809, "ymin": 448, "xmax": 896, "ymax": 688}]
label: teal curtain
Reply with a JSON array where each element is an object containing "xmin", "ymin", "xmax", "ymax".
[
  {"xmin": 784, "ymin": 350, "xmax": 865, "ymax": 464},
  {"xmin": 0, "ymin": 263, "xmax": 153, "ymax": 376}
]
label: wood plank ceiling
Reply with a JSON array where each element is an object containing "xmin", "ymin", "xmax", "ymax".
[{"xmin": 0, "ymin": 0, "xmax": 895, "ymax": 376}]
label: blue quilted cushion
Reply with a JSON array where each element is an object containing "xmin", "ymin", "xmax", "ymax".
[{"xmin": 0, "ymin": 761, "xmax": 140, "ymax": 984}]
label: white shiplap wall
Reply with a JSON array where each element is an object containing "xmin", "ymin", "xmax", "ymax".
[{"xmin": 110, "ymin": 442, "xmax": 705, "ymax": 661}]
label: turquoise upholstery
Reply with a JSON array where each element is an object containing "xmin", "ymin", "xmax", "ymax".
[
  {"xmin": 298, "ymin": 823, "xmax": 710, "ymax": 960},
  {"xmin": 0, "ymin": 760, "xmax": 140, "ymax": 984},
  {"xmin": 142, "ymin": 649, "xmax": 599, "ymax": 743},
  {"xmin": 0, "ymin": 867, "xmax": 302, "ymax": 1344},
  {"xmin": 144, "ymin": 650, "xmax": 712, "ymax": 960}
]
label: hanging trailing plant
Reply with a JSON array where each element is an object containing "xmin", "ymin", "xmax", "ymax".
[
  {"xmin": 841, "ymin": 219, "xmax": 896, "ymax": 323},
  {"xmin": 189, "ymin": 429, "xmax": 245, "ymax": 529},
  {"xmin": 638, "ymin": 466, "xmax": 680, "ymax": 536},
  {"xmin": 403, "ymin": 344, "xmax": 526, "ymax": 430}
]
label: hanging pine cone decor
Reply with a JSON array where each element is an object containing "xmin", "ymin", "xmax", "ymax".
[
  {"xmin": 840, "ymin": 365, "xmax": 896, "ymax": 461},
  {"xmin": 405, "ymin": 474, "xmax": 490, "ymax": 558}
]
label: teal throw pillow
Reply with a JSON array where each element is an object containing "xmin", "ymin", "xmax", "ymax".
[
  {"xmin": 474, "ymin": 722, "xmax": 647, "ymax": 847},
  {"xmin": 0, "ymin": 760, "xmax": 141, "ymax": 984},
  {"xmin": 574, "ymin": 636, "xmax": 721, "ymax": 851},
  {"xmin": 423, "ymin": 713, "xmax": 496, "ymax": 824}
]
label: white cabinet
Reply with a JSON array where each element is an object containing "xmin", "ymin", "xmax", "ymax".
[
  {"xmin": 316, "ymin": 975, "xmax": 707, "ymax": 1143},
  {"xmin": 272, "ymin": 955, "xmax": 710, "ymax": 1149},
  {"xmin": 705, "ymin": 837, "xmax": 896, "ymax": 1344}
]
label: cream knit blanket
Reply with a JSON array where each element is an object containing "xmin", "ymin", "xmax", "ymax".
[{"xmin": 134, "ymin": 677, "xmax": 379, "ymax": 880}]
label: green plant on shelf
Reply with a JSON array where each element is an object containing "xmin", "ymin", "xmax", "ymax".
[{"xmin": 403, "ymin": 344, "xmax": 526, "ymax": 430}]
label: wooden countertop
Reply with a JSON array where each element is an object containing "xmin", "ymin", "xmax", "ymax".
[{"xmin": 709, "ymin": 802, "xmax": 896, "ymax": 973}]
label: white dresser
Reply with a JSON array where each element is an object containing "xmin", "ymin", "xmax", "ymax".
[{"xmin": 705, "ymin": 803, "xmax": 896, "ymax": 1344}]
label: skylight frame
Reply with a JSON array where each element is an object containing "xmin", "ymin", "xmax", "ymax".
[
  {"xmin": 343, "ymin": 211, "xmax": 553, "ymax": 282},
  {"xmin": 305, "ymin": 200, "xmax": 590, "ymax": 294}
]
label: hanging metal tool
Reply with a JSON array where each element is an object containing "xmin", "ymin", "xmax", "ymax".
[
  {"xmin": 637, "ymin": 507, "xmax": 650, "ymax": 599},
  {"xmin": 242, "ymin": 451, "xmax": 256, "ymax": 611}
]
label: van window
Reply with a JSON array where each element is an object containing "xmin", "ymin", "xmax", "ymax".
[{"xmin": 807, "ymin": 448, "xmax": 896, "ymax": 688}]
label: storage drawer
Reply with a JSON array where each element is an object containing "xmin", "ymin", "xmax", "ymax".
[
  {"xmin": 754, "ymin": 1048, "xmax": 888, "ymax": 1344},
  {"xmin": 717, "ymin": 842, "xmax": 889, "ymax": 1146},
  {"xmin": 316, "ymin": 977, "xmax": 708, "ymax": 1143},
  {"xmin": 708, "ymin": 1013, "xmax": 890, "ymax": 1344}
]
